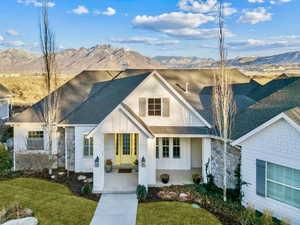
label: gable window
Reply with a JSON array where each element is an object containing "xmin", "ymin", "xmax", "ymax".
[
  {"xmin": 27, "ymin": 131, "xmax": 44, "ymax": 150},
  {"xmin": 162, "ymin": 137, "xmax": 169, "ymax": 158},
  {"xmin": 148, "ymin": 98, "xmax": 161, "ymax": 116},
  {"xmin": 266, "ymin": 162, "xmax": 300, "ymax": 209},
  {"xmin": 83, "ymin": 135, "xmax": 93, "ymax": 157},
  {"xmin": 173, "ymin": 138, "xmax": 180, "ymax": 158}
]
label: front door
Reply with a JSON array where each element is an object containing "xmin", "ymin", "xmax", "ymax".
[{"xmin": 115, "ymin": 133, "xmax": 138, "ymax": 165}]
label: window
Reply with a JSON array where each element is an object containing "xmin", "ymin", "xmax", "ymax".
[
  {"xmin": 123, "ymin": 133, "xmax": 131, "ymax": 155},
  {"xmin": 156, "ymin": 138, "xmax": 159, "ymax": 159},
  {"xmin": 173, "ymin": 138, "xmax": 180, "ymax": 158},
  {"xmin": 148, "ymin": 98, "xmax": 161, "ymax": 116},
  {"xmin": 27, "ymin": 131, "xmax": 44, "ymax": 150},
  {"xmin": 162, "ymin": 137, "xmax": 169, "ymax": 158},
  {"xmin": 83, "ymin": 135, "xmax": 93, "ymax": 157},
  {"xmin": 266, "ymin": 162, "xmax": 300, "ymax": 209}
]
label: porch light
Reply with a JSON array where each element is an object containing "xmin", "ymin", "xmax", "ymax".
[
  {"xmin": 95, "ymin": 156, "xmax": 99, "ymax": 168},
  {"xmin": 141, "ymin": 156, "xmax": 146, "ymax": 167}
]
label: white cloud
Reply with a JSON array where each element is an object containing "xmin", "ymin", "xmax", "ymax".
[
  {"xmin": 178, "ymin": 0, "xmax": 237, "ymax": 16},
  {"xmin": 270, "ymin": 0, "xmax": 291, "ymax": 4},
  {"xmin": 133, "ymin": 12, "xmax": 215, "ymax": 31},
  {"xmin": 72, "ymin": 5, "xmax": 89, "ymax": 15},
  {"xmin": 248, "ymin": 0, "xmax": 265, "ymax": 3},
  {"xmin": 111, "ymin": 37, "xmax": 180, "ymax": 46},
  {"xmin": 227, "ymin": 38, "xmax": 300, "ymax": 51},
  {"xmin": 0, "ymin": 40, "xmax": 25, "ymax": 47},
  {"xmin": 94, "ymin": 7, "xmax": 116, "ymax": 16},
  {"xmin": 102, "ymin": 7, "xmax": 116, "ymax": 16},
  {"xmin": 238, "ymin": 7, "xmax": 272, "ymax": 24},
  {"xmin": 0, "ymin": 36, "xmax": 4, "ymax": 41},
  {"xmin": 5, "ymin": 29, "xmax": 20, "ymax": 36},
  {"xmin": 17, "ymin": 0, "xmax": 55, "ymax": 7}
]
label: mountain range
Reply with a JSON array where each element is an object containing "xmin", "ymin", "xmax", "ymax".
[
  {"xmin": 1, "ymin": 45, "xmax": 300, "ymax": 76},
  {"xmin": 0, "ymin": 45, "xmax": 163, "ymax": 75}
]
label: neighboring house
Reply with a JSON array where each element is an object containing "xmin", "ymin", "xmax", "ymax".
[
  {"xmin": 0, "ymin": 83, "xmax": 12, "ymax": 120},
  {"xmin": 7, "ymin": 69, "xmax": 300, "ymax": 224}
]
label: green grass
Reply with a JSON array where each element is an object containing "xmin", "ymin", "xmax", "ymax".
[
  {"xmin": 0, "ymin": 178, "xmax": 97, "ymax": 225},
  {"xmin": 136, "ymin": 202, "xmax": 222, "ymax": 225}
]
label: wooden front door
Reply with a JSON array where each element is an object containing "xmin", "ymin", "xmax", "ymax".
[{"xmin": 115, "ymin": 133, "xmax": 138, "ymax": 165}]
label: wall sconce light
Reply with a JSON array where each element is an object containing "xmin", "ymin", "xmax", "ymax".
[
  {"xmin": 95, "ymin": 156, "xmax": 99, "ymax": 168},
  {"xmin": 141, "ymin": 156, "xmax": 146, "ymax": 167}
]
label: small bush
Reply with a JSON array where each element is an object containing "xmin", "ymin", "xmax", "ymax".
[
  {"xmin": 136, "ymin": 185, "xmax": 147, "ymax": 202},
  {"xmin": 81, "ymin": 183, "xmax": 92, "ymax": 195},
  {"xmin": 261, "ymin": 210, "xmax": 273, "ymax": 225},
  {"xmin": 0, "ymin": 145, "xmax": 12, "ymax": 175},
  {"xmin": 239, "ymin": 204, "xmax": 256, "ymax": 225}
]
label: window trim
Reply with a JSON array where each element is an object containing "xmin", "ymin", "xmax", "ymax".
[
  {"xmin": 147, "ymin": 97, "xmax": 162, "ymax": 117},
  {"xmin": 27, "ymin": 131, "xmax": 44, "ymax": 151},
  {"xmin": 83, "ymin": 134, "xmax": 93, "ymax": 158},
  {"xmin": 162, "ymin": 137, "xmax": 170, "ymax": 158},
  {"xmin": 265, "ymin": 161, "xmax": 300, "ymax": 209}
]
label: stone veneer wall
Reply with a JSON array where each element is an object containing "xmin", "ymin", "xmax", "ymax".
[
  {"xmin": 65, "ymin": 127, "xmax": 75, "ymax": 171},
  {"xmin": 211, "ymin": 139, "xmax": 241, "ymax": 189},
  {"xmin": 57, "ymin": 127, "xmax": 65, "ymax": 168}
]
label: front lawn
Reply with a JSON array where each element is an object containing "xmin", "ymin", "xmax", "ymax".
[
  {"xmin": 0, "ymin": 178, "xmax": 97, "ymax": 225},
  {"xmin": 136, "ymin": 202, "xmax": 222, "ymax": 225}
]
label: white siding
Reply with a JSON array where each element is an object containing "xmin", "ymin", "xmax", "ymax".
[
  {"xmin": 0, "ymin": 98, "xmax": 9, "ymax": 119},
  {"xmin": 241, "ymin": 119, "xmax": 300, "ymax": 225},
  {"xmin": 74, "ymin": 126, "xmax": 95, "ymax": 173},
  {"xmin": 104, "ymin": 134, "xmax": 115, "ymax": 163},
  {"xmin": 123, "ymin": 75, "xmax": 205, "ymax": 127},
  {"xmin": 156, "ymin": 138, "xmax": 191, "ymax": 170}
]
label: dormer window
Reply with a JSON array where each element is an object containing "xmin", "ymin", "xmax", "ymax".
[{"xmin": 148, "ymin": 98, "xmax": 161, "ymax": 116}]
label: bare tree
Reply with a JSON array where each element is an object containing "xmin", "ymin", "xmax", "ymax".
[
  {"xmin": 212, "ymin": 0, "xmax": 236, "ymax": 202},
  {"xmin": 39, "ymin": 0, "xmax": 60, "ymax": 171}
]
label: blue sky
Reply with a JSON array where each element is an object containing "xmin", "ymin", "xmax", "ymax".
[{"xmin": 0, "ymin": 0, "xmax": 299, "ymax": 59}]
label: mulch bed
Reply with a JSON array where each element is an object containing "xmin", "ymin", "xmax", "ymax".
[{"xmin": 143, "ymin": 187, "xmax": 241, "ymax": 225}]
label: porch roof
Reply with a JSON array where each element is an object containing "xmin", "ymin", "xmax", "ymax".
[{"xmin": 148, "ymin": 126, "xmax": 216, "ymax": 135}]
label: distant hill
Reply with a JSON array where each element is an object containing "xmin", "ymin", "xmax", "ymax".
[
  {"xmin": 227, "ymin": 51, "xmax": 300, "ymax": 66},
  {"xmin": 153, "ymin": 56, "xmax": 216, "ymax": 69},
  {"xmin": 0, "ymin": 45, "xmax": 163, "ymax": 75}
]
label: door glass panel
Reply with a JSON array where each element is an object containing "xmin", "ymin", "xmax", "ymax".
[{"xmin": 123, "ymin": 134, "xmax": 131, "ymax": 155}]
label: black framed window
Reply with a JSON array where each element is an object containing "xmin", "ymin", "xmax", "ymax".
[
  {"xmin": 27, "ymin": 131, "xmax": 44, "ymax": 150},
  {"xmin": 173, "ymin": 138, "xmax": 180, "ymax": 158},
  {"xmin": 83, "ymin": 135, "xmax": 93, "ymax": 157},
  {"xmin": 162, "ymin": 137, "xmax": 169, "ymax": 158},
  {"xmin": 148, "ymin": 98, "xmax": 161, "ymax": 116},
  {"xmin": 156, "ymin": 138, "xmax": 159, "ymax": 158}
]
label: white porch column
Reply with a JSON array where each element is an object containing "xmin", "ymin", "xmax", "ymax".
[
  {"xmin": 202, "ymin": 137, "xmax": 212, "ymax": 183},
  {"xmin": 93, "ymin": 132, "xmax": 105, "ymax": 193},
  {"xmin": 138, "ymin": 134, "xmax": 148, "ymax": 187},
  {"xmin": 147, "ymin": 138, "xmax": 156, "ymax": 185}
]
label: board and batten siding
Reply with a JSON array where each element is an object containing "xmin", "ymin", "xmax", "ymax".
[
  {"xmin": 123, "ymin": 75, "xmax": 205, "ymax": 127},
  {"xmin": 156, "ymin": 138, "xmax": 192, "ymax": 170},
  {"xmin": 240, "ymin": 118, "xmax": 300, "ymax": 225},
  {"xmin": 74, "ymin": 126, "xmax": 95, "ymax": 173}
]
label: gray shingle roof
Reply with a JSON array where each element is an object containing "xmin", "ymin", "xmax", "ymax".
[
  {"xmin": 0, "ymin": 83, "xmax": 11, "ymax": 98},
  {"xmin": 148, "ymin": 126, "xmax": 216, "ymax": 135}
]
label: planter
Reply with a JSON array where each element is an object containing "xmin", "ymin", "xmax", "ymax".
[
  {"xmin": 105, "ymin": 160, "xmax": 113, "ymax": 173},
  {"xmin": 160, "ymin": 174, "xmax": 170, "ymax": 184},
  {"xmin": 192, "ymin": 174, "xmax": 202, "ymax": 185},
  {"xmin": 133, "ymin": 159, "xmax": 138, "ymax": 172}
]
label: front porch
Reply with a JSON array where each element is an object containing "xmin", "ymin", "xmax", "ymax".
[{"xmin": 155, "ymin": 168, "xmax": 201, "ymax": 186}]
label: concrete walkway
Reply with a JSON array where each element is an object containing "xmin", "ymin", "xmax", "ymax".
[{"xmin": 90, "ymin": 194, "xmax": 138, "ymax": 225}]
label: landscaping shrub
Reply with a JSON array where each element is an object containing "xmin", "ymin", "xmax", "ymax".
[
  {"xmin": 0, "ymin": 144, "xmax": 12, "ymax": 175},
  {"xmin": 136, "ymin": 185, "xmax": 147, "ymax": 202},
  {"xmin": 239, "ymin": 205, "xmax": 256, "ymax": 225},
  {"xmin": 261, "ymin": 210, "xmax": 273, "ymax": 225},
  {"xmin": 81, "ymin": 183, "xmax": 92, "ymax": 195}
]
